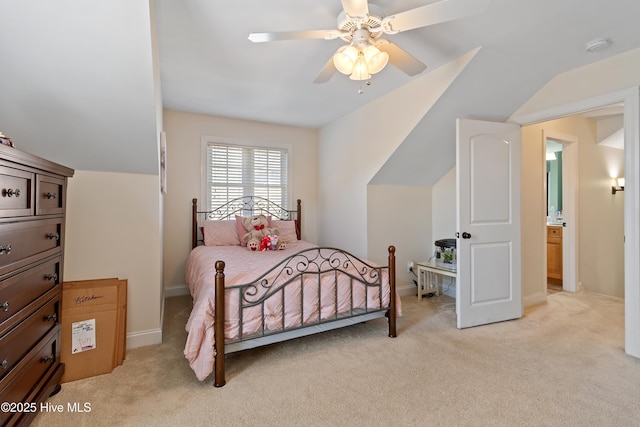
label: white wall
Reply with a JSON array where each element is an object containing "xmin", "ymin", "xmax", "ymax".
[
  {"xmin": 520, "ymin": 126, "xmax": 547, "ymax": 304},
  {"xmin": 432, "ymin": 167, "xmax": 457, "ymax": 241},
  {"xmin": 64, "ymin": 170, "xmax": 163, "ymax": 348},
  {"xmin": 367, "ymin": 185, "xmax": 431, "ymax": 295},
  {"xmin": 513, "ymin": 47, "xmax": 640, "ymax": 119},
  {"xmin": 162, "ymin": 110, "xmax": 318, "ymax": 291}
]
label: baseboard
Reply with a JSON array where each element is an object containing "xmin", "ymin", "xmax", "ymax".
[
  {"xmin": 523, "ymin": 291, "xmax": 547, "ymax": 308},
  {"xmin": 441, "ymin": 284, "xmax": 456, "ymax": 298},
  {"xmin": 165, "ymin": 284, "xmax": 190, "ymax": 297},
  {"xmin": 126, "ymin": 328, "xmax": 162, "ymax": 349},
  {"xmin": 397, "ymin": 284, "xmax": 416, "ymax": 298}
]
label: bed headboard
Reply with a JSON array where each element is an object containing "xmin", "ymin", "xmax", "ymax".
[{"xmin": 192, "ymin": 196, "xmax": 302, "ymax": 248}]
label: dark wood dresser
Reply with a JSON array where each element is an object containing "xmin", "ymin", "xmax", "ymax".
[{"xmin": 0, "ymin": 144, "xmax": 73, "ymax": 426}]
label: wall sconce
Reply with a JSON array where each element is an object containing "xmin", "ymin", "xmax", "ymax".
[{"xmin": 612, "ymin": 177, "xmax": 625, "ymax": 194}]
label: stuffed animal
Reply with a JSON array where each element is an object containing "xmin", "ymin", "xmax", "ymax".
[
  {"xmin": 258, "ymin": 234, "xmax": 286, "ymax": 251},
  {"xmin": 242, "ymin": 214, "xmax": 279, "ymax": 251},
  {"xmin": 260, "ymin": 235, "xmax": 272, "ymax": 251},
  {"xmin": 268, "ymin": 234, "xmax": 279, "ymax": 251}
]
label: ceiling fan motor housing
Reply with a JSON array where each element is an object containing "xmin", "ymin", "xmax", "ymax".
[{"xmin": 337, "ymin": 4, "xmax": 385, "ymax": 42}]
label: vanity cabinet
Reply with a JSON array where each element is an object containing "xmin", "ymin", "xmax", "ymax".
[
  {"xmin": 0, "ymin": 144, "xmax": 73, "ymax": 426},
  {"xmin": 547, "ymin": 226, "xmax": 563, "ymax": 284}
]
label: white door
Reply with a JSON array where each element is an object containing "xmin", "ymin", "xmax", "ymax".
[{"xmin": 456, "ymin": 118, "xmax": 522, "ymax": 328}]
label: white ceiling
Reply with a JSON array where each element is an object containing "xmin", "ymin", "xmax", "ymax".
[{"xmin": 1, "ymin": 1, "xmax": 639, "ymax": 183}]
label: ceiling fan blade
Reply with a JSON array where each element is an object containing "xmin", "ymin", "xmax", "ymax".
[
  {"xmin": 341, "ymin": 0, "xmax": 369, "ymax": 19},
  {"xmin": 249, "ymin": 29, "xmax": 343, "ymax": 43},
  {"xmin": 376, "ymin": 39, "xmax": 427, "ymax": 76},
  {"xmin": 383, "ymin": 0, "xmax": 490, "ymax": 33},
  {"xmin": 313, "ymin": 58, "xmax": 337, "ymax": 84}
]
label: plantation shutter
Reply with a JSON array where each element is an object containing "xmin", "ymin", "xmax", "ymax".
[{"xmin": 206, "ymin": 143, "xmax": 288, "ymax": 210}]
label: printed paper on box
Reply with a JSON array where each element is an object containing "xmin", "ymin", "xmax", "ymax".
[{"xmin": 72, "ymin": 319, "xmax": 97, "ymax": 353}]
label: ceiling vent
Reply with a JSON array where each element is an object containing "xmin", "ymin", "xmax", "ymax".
[{"xmin": 585, "ymin": 38, "xmax": 612, "ymax": 53}]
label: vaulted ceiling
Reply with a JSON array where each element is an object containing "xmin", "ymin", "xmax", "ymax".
[{"xmin": 1, "ymin": 1, "xmax": 639, "ymax": 183}]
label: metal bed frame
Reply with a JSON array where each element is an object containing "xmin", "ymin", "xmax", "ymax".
[{"xmin": 191, "ymin": 196, "xmax": 397, "ymax": 387}]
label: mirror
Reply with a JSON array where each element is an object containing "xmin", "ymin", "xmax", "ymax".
[{"xmin": 546, "ymin": 140, "xmax": 563, "ymax": 223}]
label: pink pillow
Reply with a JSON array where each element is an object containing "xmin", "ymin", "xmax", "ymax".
[
  {"xmin": 272, "ymin": 220, "xmax": 298, "ymax": 244},
  {"xmin": 203, "ymin": 220, "xmax": 240, "ymax": 246},
  {"xmin": 235, "ymin": 215, "xmax": 272, "ymax": 246}
]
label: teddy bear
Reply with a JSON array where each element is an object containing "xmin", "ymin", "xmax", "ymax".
[{"xmin": 242, "ymin": 214, "xmax": 279, "ymax": 251}]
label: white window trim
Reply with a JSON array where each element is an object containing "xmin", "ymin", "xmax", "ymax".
[{"xmin": 200, "ymin": 135, "xmax": 293, "ymax": 211}]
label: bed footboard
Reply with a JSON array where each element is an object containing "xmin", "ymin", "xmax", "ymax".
[{"xmin": 212, "ymin": 245, "xmax": 397, "ymax": 388}]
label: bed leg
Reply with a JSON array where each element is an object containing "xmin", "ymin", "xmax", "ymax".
[
  {"xmin": 192, "ymin": 198, "xmax": 198, "ymax": 249},
  {"xmin": 213, "ymin": 260, "xmax": 226, "ymax": 387},
  {"xmin": 388, "ymin": 245, "xmax": 397, "ymax": 338}
]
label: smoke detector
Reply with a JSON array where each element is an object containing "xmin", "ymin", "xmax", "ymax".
[{"xmin": 585, "ymin": 38, "xmax": 612, "ymax": 53}]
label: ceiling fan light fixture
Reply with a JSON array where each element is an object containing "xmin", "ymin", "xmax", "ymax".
[
  {"xmin": 363, "ymin": 45, "xmax": 388, "ymax": 74},
  {"xmin": 333, "ymin": 45, "xmax": 358, "ymax": 74},
  {"xmin": 349, "ymin": 54, "xmax": 371, "ymax": 81},
  {"xmin": 251, "ymin": 0, "xmax": 488, "ymax": 85}
]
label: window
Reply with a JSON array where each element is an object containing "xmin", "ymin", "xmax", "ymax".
[{"xmin": 205, "ymin": 142, "xmax": 289, "ymax": 211}]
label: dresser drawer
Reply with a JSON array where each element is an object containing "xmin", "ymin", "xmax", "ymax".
[
  {"xmin": 0, "ymin": 295, "xmax": 59, "ymax": 382},
  {"xmin": 0, "ymin": 328, "xmax": 60, "ymax": 424},
  {"xmin": 0, "ymin": 256, "xmax": 60, "ymax": 332},
  {"xmin": 0, "ymin": 218, "xmax": 63, "ymax": 277},
  {"xmin": 36, "ymin": 174, "xmax": 65, "ymax": 215},
  {"xmin": 0, "ymin": 165, "xmax": 34, "ymax": 218}
]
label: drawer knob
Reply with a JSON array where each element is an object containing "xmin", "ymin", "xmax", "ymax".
[
  {"xmin": 44, "ymin": 192, "xmax": 57, "ymax": 199},
  {"xmin": 45, "ymin": 273, "xmax": 58, "ymax": 282},
  {"xmin": 1, "ymin": 359, "xmax": 7, "ymax": 369},
  {"xmin": 0, "ymin": 245, "xmax": 11, "ymax": 255},
  {"xmin": 1, "ymin": 301, "xmax": 8, "ymax": 312},
  {"xmin": 2, "ymin": 188, "xmax": 20, "ymax": 197},
  {"xmin": 46, "ymin": 232, "xmax": 60, "ymax": 241},
  {"xmin": 46, "ymin": 313, "xmax": 58, "ymax": 322},
  {"xmin": 42, "ymin": 355, "xmax": 55, "ymax": 364}
]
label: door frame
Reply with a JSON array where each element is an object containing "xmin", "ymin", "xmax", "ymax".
[
  {"xmin": 510, "ymin": 87, "xmax": 640, "ymax": 358},
  {"xmin": 543, "ymin": 130, "xmax": 579, "ymax": 294}
]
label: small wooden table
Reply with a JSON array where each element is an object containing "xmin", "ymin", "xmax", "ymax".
[{"xmin": 416, "ymin": 261, "xmax": 457, "ymax": 300}]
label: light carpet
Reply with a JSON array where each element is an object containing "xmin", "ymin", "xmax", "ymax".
[{"xmin": 32, "ymin": 291, "xmax": 640, "ymax": 426}]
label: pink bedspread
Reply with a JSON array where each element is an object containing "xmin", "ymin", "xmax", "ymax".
[{"xmin": 184, "ymin": 241, "xmax": 401, "ymax": 381}]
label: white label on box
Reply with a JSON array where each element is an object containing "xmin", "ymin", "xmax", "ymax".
[{"xmin": 71, "ymin": 319, "xmax": 97, "ymax": 353}]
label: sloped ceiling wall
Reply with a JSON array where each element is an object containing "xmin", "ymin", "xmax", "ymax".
[
  {"xmin": 370, "ymin": 40, "xmax": 579, "ymax": 187},
  {"xmin": 0, "ymin": 1, "xmax": 160, "ymax": 174}
]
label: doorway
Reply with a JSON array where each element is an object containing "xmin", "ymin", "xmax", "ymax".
[
  {"xmin": 512, "ymin": 87, "xmax": 639, "ymax": 358},
  {"xmin": 545, "ymin": 139, "xmax": 564, "ymax": 294},
  {"xmin": 542, "ymin": 130, "xmax": 579, "ymax": 296}
]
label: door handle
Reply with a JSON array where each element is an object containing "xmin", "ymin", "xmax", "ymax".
[{"xmin": 462, "ymin": 232, "xmax": 472, "ymax": 239}]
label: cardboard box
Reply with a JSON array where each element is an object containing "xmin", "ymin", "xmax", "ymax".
[{"xmin": 60, "ymin": 278, "xmax": 127, "ymax": 383}]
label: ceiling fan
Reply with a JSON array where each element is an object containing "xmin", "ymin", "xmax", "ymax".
[{"xmin": 249, "ymin": 0, "xmax": 490, "ymax": 84}]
